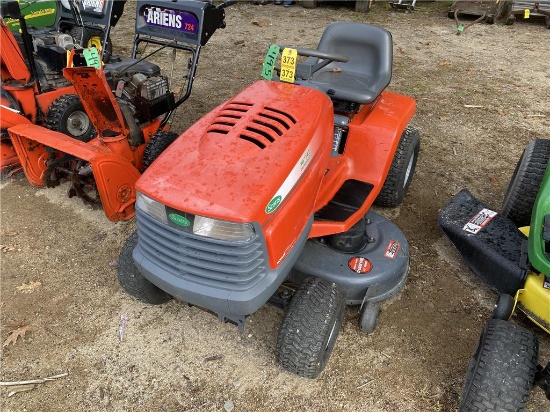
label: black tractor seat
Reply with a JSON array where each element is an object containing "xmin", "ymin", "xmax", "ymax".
[{"xmin": 297, "ymin": 22, "xmax": 393, "ymax": 105}]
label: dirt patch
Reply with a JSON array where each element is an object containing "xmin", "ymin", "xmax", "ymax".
[{"xmin": 2, "ymin": 2, "xmax": 549, "ymax": 411}]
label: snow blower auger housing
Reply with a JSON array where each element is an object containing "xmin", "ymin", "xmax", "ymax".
[
  {"xmin": 438, "ymin": 138, "xmax": 550, "ymax": 409},
  {"xmin": 4, "ymin": 0, "xmax": 231, "ymax": 221},
  {"xmin": 118, "ymin": 22, "xmax": 420, "ymax": 378}
]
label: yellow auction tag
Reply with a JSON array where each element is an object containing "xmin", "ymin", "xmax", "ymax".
[
  {"xmin": 280, "ymin": 48, "xmax": 297, "ymax": 83},
  {"xmin": 524, "ymin": 9, "xmax": 530, "ymax": 19}
]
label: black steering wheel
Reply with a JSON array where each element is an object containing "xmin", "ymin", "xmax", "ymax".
[{"xmin": 293, "ymin": 47, "xmax": 349, "ymax": 63}]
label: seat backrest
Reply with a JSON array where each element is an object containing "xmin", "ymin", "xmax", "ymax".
[{"xmin": 309, "ymin": 22, "xmax": 393, "ymax": 104}]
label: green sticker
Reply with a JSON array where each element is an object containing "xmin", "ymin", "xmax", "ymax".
[
  {"xmin": 83, "ymin": 48, "xmax": 101, "ymax": 69},
  {"xmin": 457, "ymin": 25, "xmax": 464, "ymax": 32},
  {"xmin": 169, "ymin": 213, "xmax": 191, "ymax": 227},
  {"xmin": 261, "ymin": 44, "xmax": 280, "ymax": 81},
  {"xmin": 266, "ymin": 195, "xmax": 282, "ymax": 214}
]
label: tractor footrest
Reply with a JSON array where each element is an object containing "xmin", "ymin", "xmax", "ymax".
[{"xmin": 438, "ymin": 189, "xmax": 528, "ymax": 295}]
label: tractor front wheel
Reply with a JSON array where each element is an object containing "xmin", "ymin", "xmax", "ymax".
[
  {"xmin": 459, "ymin": 318, "xmax": 538, "ymax": 412},
  {"xmin": 46, "ymin": 95, "xmax": 95, "ymax": 142},
  {"xmin": 117, "ymin": 231, "xmax": 171, "ymax": 305},
  {"xmin": 275, "ymin": 277, "xmax": 345, "ymax": 378},
  {"xmin": 501, "ymin": 139, "xmax": 550, "ymax": 227},
  {"xmin": 142, "ymin": 131, "xmax": 180, "ymax": 169},
  {"xmin": 375, "ymin": 126, "xmax": 420, "ymax": 208}
]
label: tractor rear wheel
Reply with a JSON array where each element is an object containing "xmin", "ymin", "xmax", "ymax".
[
  {"xmin": 375, "ymin": 126, "xmax": 420, "ymax": 207},
  {"xmin": 117, "ymin": 231, "xmax": 171, "ymax": 305},
  {"xmin": 275, "ymin": 277, "xmax": 345, "ymax": 378},
  {"xmin": 142, "ymin": 131, "xmax": 179, "ymax": 169},
  {"xmin": 302, "ymin": 0, "xmax": 319, "ymax": 9},
  {"xmin": 355, "ymin": 1, "xmax": 373, "ymax": 13},
  {"xmin": 46, "ymin": 95, "xmax": 95, "ymax": 142},
  {"xmin": 69, "ymin": 26, "xmax": 113, "ymax": 63},
  {"xmin": 501, "ymin": 139, "xmax": 550, "ymax": 227},
  {"xmin": 459, "ymin": 318, "xmax": 538, "ymax": 412}
]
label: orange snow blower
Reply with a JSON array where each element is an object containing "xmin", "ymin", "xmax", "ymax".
[{"xmin": 2, "ymin": 0, "xmax": 233, "ymax": 221}]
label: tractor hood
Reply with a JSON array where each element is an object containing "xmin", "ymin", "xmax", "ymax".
[{"xmin": 137, "ymin": 80, "xmax": 334, "ymax": 225}]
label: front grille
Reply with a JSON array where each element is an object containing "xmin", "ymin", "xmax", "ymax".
[{"xmin": 136, "ymin": 209, "xmax": 269, "ymax": 291}]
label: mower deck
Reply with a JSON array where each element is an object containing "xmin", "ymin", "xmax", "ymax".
[{"xmin": 291, "ymin": 210, "xmax": 410, "ymax": 305}]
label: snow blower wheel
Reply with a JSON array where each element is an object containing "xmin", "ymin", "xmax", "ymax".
[{"xmin": 46, "ymin": 94, "xmax": 96, "ymax": 142}]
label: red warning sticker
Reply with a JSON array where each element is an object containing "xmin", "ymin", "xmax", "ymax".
[
  {"xmin": 384, "ymin": 240, "xmax": 401, "ymax": 259},
  {"xmin": 348, "ymin": 257, "xmax": 373, "ymax": 274},
  {"xmin": 463, "ymin": 208, "xmax": 497, "ymax": 234}
]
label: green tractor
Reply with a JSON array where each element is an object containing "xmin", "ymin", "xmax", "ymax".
[
  {"xmin": 1, "ymin": 0, "xmax": 125, "ymax": 61},
  {"xmin": 438, "ymin": 139, "xmax": 550, "ymax": 411}
]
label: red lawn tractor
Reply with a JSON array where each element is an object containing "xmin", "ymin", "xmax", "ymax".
[{"xmin": 118, "ymin": 22, "xmax": 420, "ymax": 378}]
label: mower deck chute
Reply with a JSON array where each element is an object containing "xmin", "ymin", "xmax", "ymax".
[{"xmin": 438, "ymin": 188, "xmax": 529, "ymax": 295}]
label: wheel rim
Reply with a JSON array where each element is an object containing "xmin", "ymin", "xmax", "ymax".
[
  {"xmin": 325, "ymin": 318, "xmax": 339, "ymax": 353},
  {"xmin": 66, "ymin": 110, "xmax": 90, "ymax": 137},
  {"xmin": 403, "ymin": 152, "xmax": 415, "ymax": 188}
]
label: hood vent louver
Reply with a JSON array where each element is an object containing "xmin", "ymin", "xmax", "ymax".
[{"xmin": 207, "ymin": 102, "xmax": 297, "ymax": 150}]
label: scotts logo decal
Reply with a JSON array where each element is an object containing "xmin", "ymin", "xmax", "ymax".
[
  {"xmin": 348, "ymin": 257, "xmax": 373, "ymax": 274},
  {"xmin": 169, "ymin": 213, "xmax": 191, "ymax": 227},
  {"xmin": 266, "ymin": 196, "xmax": 282, "ymax": 214},
  {"xmin": 265, "ymin": 146, "xmax": 314, "ymax": 214},
  {"xmin": 143, "ymin": 6, "xmax": 199, "ymax": 34}
]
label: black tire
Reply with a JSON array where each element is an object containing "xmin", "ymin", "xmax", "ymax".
[
  {"xmin": 69, "ymin": 26, "xmax": 113, "ymax": 63},
  {"xmin": 501, "ymin": 139, "xmax": 550, "ymax": 227},
  {"xmin": 355, "ymin": 1, "xmax": 372, "ymax": 13},
  {"xmin": 358, "ymin": 300, "xmax": 380, "ymax": 334},
  {"xmin": 142, "ymin": 131, "xmax": 179, "ymax": 169},
  {"xmin": 275, "ymin": 277, "xmax": 346, "ymax": 379},
  {"xmin": 117, "ymin": 231, "xmax": 171, "ymax": 305},
  {"xmin": 459, "ymin": 319, "xmax": 538, "ymax": 412},
  {"xmin": 301, "ymin": 0, "xmax": 318, "ymax": 9},
  {"xmin": 492, "ymin": 294, "xmax": 515, "ymax": 320},
  {"xmin": 375, "ymin": 126, "xmax": 420, "ymax": 208},
  {"xmin": 46, "ymin": 95, "xmax": 96, "ymax": 142}
]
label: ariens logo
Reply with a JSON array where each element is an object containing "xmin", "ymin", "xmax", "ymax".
[
  {"xmin": 169, "ymin": 213, "xmax": 191, "ymax": 227},
  {"xmin": 265, "ymin": 195, "xmax": 282, "ymax": 214}
]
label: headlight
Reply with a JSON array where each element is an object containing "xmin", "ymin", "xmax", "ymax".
[
  {"xmin": 136, "ymin": 192, "xmax": 255, "ymax": 242},
  {"xmin": 136, "ymin": 192, "xmax": 168, "ymax": 224},
  {"xmin": 193, "ymin": 216, "xmax": 255, "ymax": 242}
]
